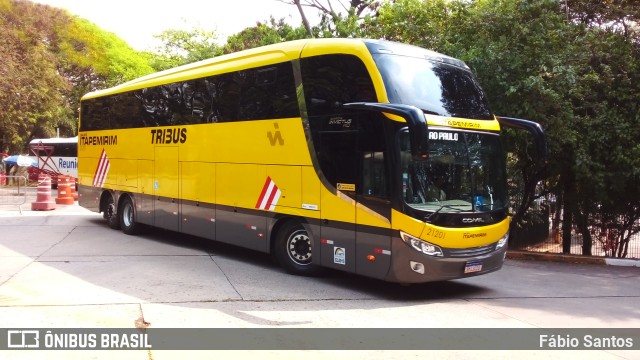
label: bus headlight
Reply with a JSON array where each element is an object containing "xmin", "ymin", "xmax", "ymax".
[
  {"xmin": 496, "ymin": 232, "xmax": 509, "ymax": 250},
  {"xmin": 400, "ymin": 231, "xmax": 443, "ymax": 257}
]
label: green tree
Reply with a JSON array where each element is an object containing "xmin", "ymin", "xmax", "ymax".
[
  {"xmin": 369, "ymin": 0, "xmax": 466, "ymax": 52},
  {"xmin": 58, "ymin": 17, "xmax": 155, "ymax": 134},
  {"xmin": 565, "ymin": 0, "xmax": 640, "ymax": 40},
  {"xmin": 223, "ymin": 17, "xmax": 308, "ymax": 53},
  {"xmin": 0, "ymin": 0, "xmax": 153, "ymax": 153},
  {"xmin": 281, "ymin": 0, "xmax": 385, "ymax": 37},
  {"xmin": 1, "ymin": 0, "xmax": 71, "ymax": 152},
  {"xmin": 568, "ymin": 27, "xmax": 640, "ymax": 257},
  {"xmin": 148, "ymin": 26, "xmax": 223, "ymax": 71}
]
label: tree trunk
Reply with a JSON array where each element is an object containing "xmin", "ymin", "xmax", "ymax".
[
  {"xmin": 562, "ymin": 178, "xmax": 575, "ymax": 254},
  {"xmin": 294, "ymin": 0, "xmax": 314, "ymax": 37},
  {"xmin": 575, "ymin": 209, "xmax": 592, "ymax": 256}
]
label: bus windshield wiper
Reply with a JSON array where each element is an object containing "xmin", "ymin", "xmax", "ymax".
[
  {"xmin": 421, "ymin": 108, "xmax": 442, "ymax": 116},
  {"xmin": 425, "ymin": 203, "xmax": 466, "ymax": 222}
]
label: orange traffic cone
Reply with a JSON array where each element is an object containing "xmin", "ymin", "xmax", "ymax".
[
  {"xmin": 55, "ymin": 175, "xmax": 75, "ymax": 205},
  {"xmin": 68, "ymin": 175, "xmax": 79, "ymax": 201},
  {"xmin": 31, "ymin": 174, "xmax": 56, "ymax": 211}
]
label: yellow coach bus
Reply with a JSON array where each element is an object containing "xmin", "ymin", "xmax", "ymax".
[{"xmin": 78, "ymin": 38, "xmax": 546, "ymax": 283}]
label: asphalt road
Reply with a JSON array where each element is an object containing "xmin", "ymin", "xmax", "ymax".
[{"xmin": 0, "ymin": 203, "xmax": 638, "ymax": 359}]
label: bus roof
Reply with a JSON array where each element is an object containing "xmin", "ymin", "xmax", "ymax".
[
  {"xmin": 82, "ymin": 39, "xmax": 312, "ymax": 100},
  {"xmin": 81, "ymin": 38, "xmax": 466, "ymax": 101}
]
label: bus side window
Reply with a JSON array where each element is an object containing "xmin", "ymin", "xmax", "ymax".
[
  {"xmin": 301, "ymin": 54, "xmax": 377, "ymax": 117},
  {"xmin": 204, "ymin": 77, "xmax": 222, "ymax": 123},
  {"xmin": 303, "ymin": 55, "xmax": 384, "ymax": 197},
  {"xmin": 316, "ymin": 128, "xmax": 359, "ymax": 190},
  {"xmin": 312, "ymin": 113, "xmax": 390, "ymax": 202},
  {"xmin": 80, "ymin": 98, "xmax": 113, "ymax": 131},
  {"xmin": 362, "ymin": 151, "xmax": 387, "ymax": 197},
  {"xmin": 239, "ymin": 67, "xmax": 269, "ymax": 121},
  {"xmin": 81, "ymin": 61, "xmax": 298, "ymax": 129},
  {"xmin": 238, "ymin": 63, "xmax": 298, "ymax": 121},
  {"xmin": 358, "ymin": 114, "xmax": 389, "ymax": 200},
  {"xmin": 183, "ymin": 80, "xmax": 213, "ymax": 124},
  {"xmin": 216, "ymin": 73, "xmax": 241, "ymax": 122}
]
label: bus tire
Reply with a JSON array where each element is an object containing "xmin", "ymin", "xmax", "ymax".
[
  {"xmin": 103, "ymin": 192, "xmax": 120, "ymax": 230},
  {"xmin": 274, "ymin": 221, "xmax": 322, "ymax": 276},
  {"xmin": 119, "ymin": 196, "xmax": 140, "ymax": 235}
]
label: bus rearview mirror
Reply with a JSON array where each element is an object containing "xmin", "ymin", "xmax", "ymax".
[
  {"xmin": 343, "ymin": 102, "xmax": 429, "ymax": 160},
  {"xmin": 496, "ymin": 116, "xmax": 548, "ymax": 168}
]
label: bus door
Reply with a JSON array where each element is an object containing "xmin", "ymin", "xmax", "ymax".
[
  {"xmin": 317, "ymin": 128, "xmax": 357, "ymax": 273},
  {"xmin": 154, "ymin": 146, "xmax": 179, "ymax": 232},
  {"xmin": 318, "ymin": 145, "xmax": 392, "ymax": 278},
  {"xmin": 315, "ymin": 112, "xmax": 393, "ymax": 277},
  {"xmin": 355, "ymin": 149, "xmax": 392, "ymax": 280}
]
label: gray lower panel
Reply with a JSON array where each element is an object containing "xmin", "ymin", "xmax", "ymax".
[
  {"xmin": 180, "ymin": 200, "xmax": 215, "ymax": 240},
  {"xmin": 216, "ymin": 206, "xmax": 267, "ymax": 252},
  {"xmin": 355, "ymin": 227, "xmax": 391, "ymax": 280},
  {"xmin": 78, "ymin": 184, "xmax": 101, "ymax": 212},
  {"xmin": 155, "ymin": 197, "xmax": 179, "ymax": 232},
  {"xmin": 136, "ymin": 193, "xmax": 154, "ymax": 225},
  {"xmin": 319, "ymin": 221, "xmax": 356, "ymax": 273}
]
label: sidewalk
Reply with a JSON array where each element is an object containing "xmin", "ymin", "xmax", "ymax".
[{"xmin": 506, "ymin": 250, "xmax": 640, "ymax": 267}]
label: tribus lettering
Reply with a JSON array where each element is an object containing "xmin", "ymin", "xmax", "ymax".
[{"xmin": 150, "ymin": 128, "xmax": 187, "ymax": 144}]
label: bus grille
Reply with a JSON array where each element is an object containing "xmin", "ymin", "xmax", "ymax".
[{"xmin": 447, "ymin": 243, "xmax": 496, "ymax": 258}]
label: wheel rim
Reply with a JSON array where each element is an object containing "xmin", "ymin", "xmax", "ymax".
[
  {"xmin": 287, "ymin": 229, "xmax": 312, "ymax": 266},
  {"xmin": 123, "ymin": 202, "xmax": 134, "ymax": 227}
]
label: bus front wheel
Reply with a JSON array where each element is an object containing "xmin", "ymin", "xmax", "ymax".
[
  {"xmin": 275, "ymin": 221, "xmax": 321, "ymax": 276},
  {"xmin": 119, "ymin": 196, "xmax": 139, "ymax": 235}
]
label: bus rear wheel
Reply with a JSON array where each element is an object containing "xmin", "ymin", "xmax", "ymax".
[
  {"xmin": 103, "ymin": 193, "xmax": 120, "ymax": 230},
  {"xmin": 275, "ymin": 221, "xmax": 321, "ymax": 276},
  {"xmin": 119, "ymin": 196, "xmax": 139, "ymax": 235}
]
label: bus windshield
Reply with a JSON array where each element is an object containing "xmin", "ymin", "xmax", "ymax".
[
  {"xmin": 399, "ymin": 129, "xmax": 507, "ymax": 213},
  {"xmin": 374, "ymin": 54, "xmax": 493, "ymax": 120}
]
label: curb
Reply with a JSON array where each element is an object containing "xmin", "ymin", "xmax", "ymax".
[{"xmin": 506, "ymin": 250, "xmax": 640, "ymax": 267}]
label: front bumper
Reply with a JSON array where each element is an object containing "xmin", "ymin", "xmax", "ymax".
[{"xmin": 385, "ymin": 237, "xmax": 507, "ymax": 283}]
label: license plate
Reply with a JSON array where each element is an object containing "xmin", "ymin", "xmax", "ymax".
[{"xmin": 464, "ymin": 261, "xmax": 483, "ymax": 273}]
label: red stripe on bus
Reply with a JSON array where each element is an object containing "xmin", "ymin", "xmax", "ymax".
[
  {"xmin": 265, "ymin": 183, "xmax": 279, "ymax": 209},
  {"xmin": 92, "ymin": 149, "xmax": 106, "ymax": 186},
  {"xmin": 255, "ymin": 176, "xmax": 272, "ymax": 209}
]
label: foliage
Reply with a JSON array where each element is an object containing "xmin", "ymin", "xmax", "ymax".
[
  {"xmin": 369, "ymin": 0, "xmax": 466, "ymax": 51},
  {"xmin": 147, "ymin": 26, "xmax": 223, "ymax": 71},
  {"xmin": 223, "ymin": 17, "xmax": 309, "ymax": 54},
  {"xmin": 280, "ymin": 0, "xmax": 385, "ymax": 37},
  {"xmin": 146, "ymin": 18, "xmax": 309, "ymax": 66},
  {"xmin": 0, "ymin": 0, "xmax": 71, "ymax": 152},
  {"xmin": 0, "ymin": 0, "xmax": 153, "ymax": 153}
]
